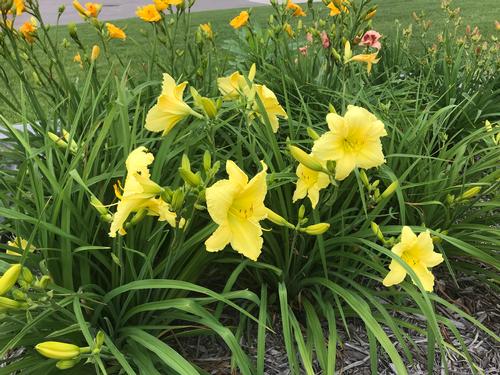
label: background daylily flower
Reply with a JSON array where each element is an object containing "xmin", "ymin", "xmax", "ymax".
[
  {"xmin": 349, "ymin": 52, "xmax": 380, "ymax": 73},
  {"xmin": 230, "ymin": 11, "xmax": 249, "ymax": 29},
  {"xmin": 292, "ymin": 160, "xmax": 330, "ymax": 208},
  {"xmin": 252, "ymin": 84, "xmax": 288, "ymax": 133},
  {"xmin": 14, "ymin": 0, "xmax": 24, "ymax": 15},
  {"xmin": 19, "ymin": 18, "xmax": 37, "ymax": 43},
  {"xmin": 6, "ymin": 237, "xmax": 35, "ymax": 256},
  {"xmin": 205, "ymin": 161, "xmax": 268, "ymax": 261},
  {"xmin": 359, "ymin": 30, "xmax": 382, "ymax": 50},
  {"xmin": 109, "ymin": 147, "xmax": 178, "ymax": 237},
  {"xmin": 153, "ymin": 0, "xmax": 169, "ymax": 11},
  {"xmin": 217, "ymin": 64, "xmax": 256, "ymax": 100},
  {"xmin": 327, "ymin": 2, "xmax": 341, "ymax": 16},
  {"xmin": 145, "ymin": 73, "xmax": 200, "ymax": 136},
  {"xmin": 312, "ymin": 105, "xmax": 387, "ymax": 181},
  {"xmin": 136, "ymin": 4, "xmax": 162, "ymax": 22},
  {"xmin": 106, "ymin": 23, "xmax": 126, "ymax": 40},
  {"xmin": 383, "ymin": 226, "xmax": 444, "ymax": 292},
  {"xmin": 286, "ymin": 1, "xmax": 306, "ymax": 17}
]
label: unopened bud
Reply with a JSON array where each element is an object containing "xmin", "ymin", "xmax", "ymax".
[
  {"xmin": 171, "ymin": 189, "xmax": 185, "ymax": 211},
  {"xmin": 289, "ymin": 145, "xmax": 323, "ymax": 172},
  {"xmin": 0, "ymin": 296, "xmax": 28, "ymax": 309},
  {"xmin": 459, "ymin": 186, "xmax": 481, "ymax": 200},
  {"xmin": 302, "ymin": 223, "xmax": 330, "ymax": 235},
  {"xmin": 306, "ymin": 127, "xmax": 319, "ymax": 140},
  {"xmin": 34, "ymin": 275, "xmax": 52, "ymax": 289},
  {"xmin": 90, "ymin": 45, "xmax": 100, "ymax": 61},
  {"xmin": 203, "ymin": 150, "xmax": 212, "ymax": 172},
  {"xmin": 56, "ymin": 359, "xmax": 80, "ymax": 370},
  {"xmin": 371, "ymin": 222, "xmax": 385, "ymax": 242},
  {"xmin": 365, "ymin": 9, "xmax": 377, "ymax": 21},
  {"xmin": 359, "ymin": 170, "xmax": 370, "ymax": 188},
  {"xmin": 298, "ymin": 205, "xmax": 306, "ymax": 220},
  {"xmin": 90, "ymin": 195, "xmax": 109, "ymax": 216},
  {"xmin": 0, "ymin": 264, "xmax": 21, "ymax": 296},
  {"xmin": 21, "ymin": 267, "xmax": 33, "ymax": 284},
  {"xmin": 48, "ymin": 132, "xmax": 68, "ymax": 150},
  {"xmin": 328, "ymin": 103, "xmax": 336, "ymax": 114},
  {"xmin": 265, "ymin": 208, "xmax": 294, "ymax": 229},
  {"xmin": 378, "ymin": 181, "xmax": 399, "ymax": 201},
  {"xmin": 179, "ymin": 168, "xmax": 202, "ymax": 187}
]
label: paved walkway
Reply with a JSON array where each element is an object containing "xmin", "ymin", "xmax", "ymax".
[{"xmin": 25, "ymin": 0, "xmax": 272, "ymax": 25}]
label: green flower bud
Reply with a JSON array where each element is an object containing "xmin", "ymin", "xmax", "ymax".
[
  {"xmin": 371, "ymin": 222, "xmax": 385, "ymax": 242},
  {"xmin": 302, "ymin": 223, "xmax": 330, "ymax": 235},
  {"xmin": 459, "ymin": 186, "xmax": 481, "ymax": 200},
  {"xmin": 289, "ymin": 145, "xmax": 323, "ymax": 172},
  {"xmin": 179, "ymin": 168, "xmax": 202, "ymax": 188},
  {"xmin": 56, "ymin": 359, "xmax": 80, "ymax": 370},
  {"xmin": 306, "ymin": 127, "xmax": 319, "ymax": 140},
  {"xmin": 265, "ymin": 208, "xmax": 295, "ymax": 229},
  {"xmin": 0, "ymin": 296, "xmax": 28, "ymax": 309},
  {"xmin": 377, "ymin": 181, "xmax": 399, "ymax": 202},
  {"xmin": 203, "ymin": 150, "xmax": 212, "ymax": 172},
  {"xmin": 0, "ymin": 264, "xmax": 21, "ymax": 296},
  {"xmin": 21, "ymin": 267, "xmax": 33, "ymax": 284}
]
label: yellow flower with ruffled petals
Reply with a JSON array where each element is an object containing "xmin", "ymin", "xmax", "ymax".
[
  {"xmin": 106, "ymin": 23, "xmax": 126, "ymax": 40},
  {"xmin": 6, "ymin": 237, "xmax": 35, "ymax": 256},
  {"xmin": 349, "ymin": 52, "xmax": 380, "ymax": 74},
  {"xmin": 230, "ymin": 11, "xmax": 249, "ymax": 29},
  {"xmin": 252, "ymin": 84, "xmax": 288, "ymax": 133},
  {"xmin": 312, "ymin": 105, "xmax": 387, "ymax": 181},
  {"xmin": 217, "ymin": 64, "xmax": 256, "ymax": 100},
  {"xmin": 292, "ymin": 159, "xmax": 330, "ymax": 208},
  {"xmin": 109, "ymin": 147, "xmax": 179, "ymax": 237},
  {"xmin": 137, "ymin": 4, "xmax": 161, "ymax": 22},
  {"xmin": 383, "ymin": 226, "xmax": 444, "ymax": 292},
  {"xmin": 19, "ymin": 18, "xmax": 37, "ymax": 43},
  {"xmin": 286, "ymin": 1, "xmax": 306, "ymax": 17},
  {"xmin": 205, "ymin": 161, "xmax": 268, "ymax": 261},
  {"xmin": 145, "ymin": 73, "xmax": 199, "ymax": 136}
]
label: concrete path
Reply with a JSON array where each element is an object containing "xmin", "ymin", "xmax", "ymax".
[{"xmin": 23, "ymin": 0, "xmax": 271, "ymax": 25}]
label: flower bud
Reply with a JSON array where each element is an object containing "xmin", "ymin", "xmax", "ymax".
[
  {"xmin": 459, "ymin": 186, "xmax": 481, "ymax": 200},
  {"xmin": 35, "ymin": 341, "xmax": 82, "ymax": 360},
  {"xmin": 365, "ymin": 9, "xmax": 377, "ymax": 21},
  {"xmin": 11, "ymin": 289, "xmax": 27, "ymax": 301},
  {"xmin": 265, "ymin": 208, "xmax": 295, "ymax": 229},
  {"xmin": 94, "ymin": 331, "xmax": 105, "ymax": 350},
  {"xmin": 21, "ymin": 267, "xmax": 33, "ymax": 284},
  {"xmin": 56, "ymin": 359, "xmax": 80, "ymax": 370},
  {"xmin": 343, "ymin": 41, "xmax": 352, "ymax": 63},
  {"xmin": 359, "ymin": 170, "xmax": 370, "ymax": 189},
  {"xmin": 306, "ymin": 127, "xmax": 319, "ymax": 140},
  {"xmin": 371, "ymin": 222, "xmax": 385, "ymax": 242},
  {"xmin": 90, "ymin": 45, "xmax": 100, "ymax": 62},
  {"xmin": 203, "ymin": 150, "xmax": 212, "ymax": 172},
  {"xmin": 302, "ymin": 223, "xmax": 330, "ymax": 235},
  {"xmin": 328, "ymin": 103, "xmax": 336, "ymax": 114},
  {"xmin": 72, "ymin": 0, "xmax": 87, "ymax": 16},
  {"xmin": 48, "ymin": 132, "xmax": 69, "ymax": 150},
  {"xmin": 446, "ymin": 194, "xmax": 455, "ymax": 205},
  {"xmin": 171, "ymin": 189, "xmax": 185, "ymax": 212},
  {"xmin": 378, "ymin": 181, "xmax": 399, "ymax": 201},
  {"xmin": 90, "ymin": 195, "xmax": 109, "ymax": 216},
  {"xmin": 58, "ymin": 5, "xmax": 66, "ymax": 15},
  {"xmin": 129, "ymin": 209, "xmax": 147, "ymax": 226},
  {"xmin": 34, "ymin": 275, "xmax": 52, "ymax": 289},
  {"xmin": 179, "ymin": 168, "xmax": 202, "ymax": 188},
  {"xmin": 289, "ymin": 145, "xmax": 323, "ymax": 172},
  {"xmin": 298, "ymin": 205, "xmax": 306, "ymax": 220},
  {"xmin": 0, "ymin": 264, "xmax": 22, "ymax": 296},
  {"xmin": 201, "ymin": 97, "xmax": 218, "ymax": 119},
  {"xmin": 62, "ymin": 129, "xmax": 78, "ymax": 154},
  {"xmin": 0, "ymin": 296, "xmax": 28, "ymax": 309}
]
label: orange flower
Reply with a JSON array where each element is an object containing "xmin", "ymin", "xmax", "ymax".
[
  {"xmin": 136, "ymin": 4, "xmax": 162, "ymax": 22},
  {"xmin": 286, "ymin": 1, "xmax": 306, "ymax": 17},
  {"xmin": 333, "ymin": 0, "xmax": 350, "ymax": 13},
  {"xmin": 14, "ymin": 0, "xmax": 25, "ymax": 15},
  {"xmin": 153, "ymin": 0, "xmax": 168, "ymax": 11},
  {"xmin": 327, "ymin": 2, "xmax": 340, "ymax": 16},
  {"xmin": 106, "ymin": 23, "xmax": 126, "ymax": 40},
  {"xmin": 230, "ymin": 11, "xmax": 249, "ymax": 29},
  {"xmin": 19, "ymin": 18, "xmax": 37, "ymax": 43},
  {"xmin": 85, "ymin": 2, "xmax": 102, "ymax": 17}
]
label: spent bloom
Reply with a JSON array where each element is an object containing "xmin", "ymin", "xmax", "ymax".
[
  {"xmin": 230, "ymin": 11, "xmax": 249, "ymax": 29},
  {"xmin": 286, "ymin": 0, "xmax": 306, "ymax": 17},
  {"xmin": 136, "ymin": 4, "xmax": 162, "ymax": 22},
  {"xmin": 6, "ymin": 237, "xmax": 35, "ymax": 256},
  {"xmin": 109, "ymin": 147, "xmax": 180, "ymax": 237},
  {"xmin": 299, "ymin": 45, "xmax": 308, "ymax": 55},
  {"xmin": 383, "ymin": 226, "xmax": 444, "ymax": 292},
  {"xmin": 145, "ymin": 73, "xmax": 200, "ymax": 136},
  {"xmin": 106, "ymin": 23, "xmax": 126, "ymax": 40},
  {"xmin": 349, "ymin": 52, "xmax": 380, "ymax": 74},
  {"xmin": 205, "ymin": 161, "xmax": 268, "ymax": 261},
  {"xmin": 312, "ymin": 105, "xmax": 387, "ymax": 181},
  {"xmin": 320, "ymin": 31, "xmax": 330, "ymax": 49},
  {"xmin": 252, "ymin": 84, "xmax": 288, "ymax": 133},
  {"xmin": 359, "ymin": 30, "xmax": 382, "ymax": 50}
]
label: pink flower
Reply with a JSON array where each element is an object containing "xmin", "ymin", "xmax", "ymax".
[
  {"xmin": 320, "ymin": 31, "xmax": 330, "ymax": 49},
  {"xmin": 299, "ymin": 45, "xmax": 308, "ymax": 55},
  {"xmin": 359, "ymin": 30, "xmax": 382, "ymax": 50},
  {"xmin": 306, "ymin": 32, "xmax": 313, "ymax": 43}
]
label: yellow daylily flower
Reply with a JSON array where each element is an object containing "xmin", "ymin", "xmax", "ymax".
[
  {"xmin": 153, "ymin": 0, "xmax": 169, "ymax": 11},
  {"xmin": 252, "ymin": 84, "xmax": 288, "ymax": 133},
  {"xmin": 230, "ymin": 11, "xmax": 249, "ymax": 29},
  {"xmin": 19, "ymin": 18, "xmax": 37, "ymax": 43},
  {"xmin": 106, "ymin": 23, "xmax": 126, "ymax": 40},
  {"xmin": 14, "ymin": 0, "xmax": 24, "ymax": 15},
  {"xmin": 145, "ymin": 73, "xmax": 199, "ymax": 136},
  {"xmin": 327, "ymin": 2, "xmax": 341, "ymax": 16},
  {"xmin": 383, "ymin": 226, "xmax": 444, "ymax": 292},
  {"xmin": 200, "ymin": 23, "xmax": 213, "ymax": 39},
  {"xmin": 205, "ymin": 161, "xmax": 268, "ymax": 261},
  {"xmin": 217, "ymin": 64, "xmax": 256, "ymax": 100},
  {"xmin": 6, "ymin": 237, "xmax": 35, "ymax": 256},
  {"xmin": 84, "ymin": 2, "xmax": 102, "ymax": 17},
  {"xmin": 286, "ymin": 1, "xmax": 306, "ymax": 17},
  {"xmin": 136, "ymin": 4, "xmax": 162, "ymax": 22},
  {"xmin": 109, "ymin": 147, "xmax": 179, "ymax": 237},
  {"xmin": 333, "ymin": 0, "xmax": 350, "ymax": 13},
  {"xmin": 292, "ymin": 159, "xmax": 330, "ymax": 209},
  {"xmin": 35, "ymin": 342, "xmax": 84, "ymax": 360},
  {"xmin": 348, "ymin": 52, "xmax": 380, "ymax": 74},
  {"xmin": 312, "ymin": 105, "xmax": 387, "ymax": 181}
]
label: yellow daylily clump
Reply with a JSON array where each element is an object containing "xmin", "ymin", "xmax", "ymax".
[
  {"xmin": 286, "ymin": 1, "xmax": 306, "ymax": 17},
  {"xmin": 312, "ymin": 105, "xmax": 387, "ymax": 181},
  {"xmin": 230, "ymin": 11, "xmax": 249, "ymax": 29},
  {"xmin": 292, "ymin": 160, "xmax": 330, "ymax": 209},
  {"xmin": 145, "ymin": 73, "xmax": 200, "ymax": 136},
  {"xmin": 137, "ymin": 4, "xmax": 162, "ymax": 22},
  {"xmin": 205, "ymin": 161, "xmax": 268, "ymax": 261},
  {"xmin": 109, "ymin": 147, "xmax": 180, "ymax": 237},
  {"xmin": 349, "ymin": 52, "xmax": 380, "ymax": 74},
  {"xmin": 106, "ymin": 23, "xmax": 126, "ymax": 40},
  {"xmin": 383, "ymin": 226, "xmax": 444, "ymax": 292},
  {"xmin": 6, "ymin": 237, "xmax": 35, "ymax": 256},
  {"xmin": 252, "ymin": 84, "xmax": 288, "ymax": 133}
]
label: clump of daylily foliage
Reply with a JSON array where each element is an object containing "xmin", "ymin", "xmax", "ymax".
[{"xmin": 0, "ymin": 0, "xmax": 498, "ymax": 373}]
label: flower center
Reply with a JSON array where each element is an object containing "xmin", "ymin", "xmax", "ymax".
[
  {"xmin": 230, "ymin": 203, "xmax": 254, "ymax": 219},
  {"xmin": 343, "ymin": 136, "xmax": 364, "ymax": 153},
  {"xmin": 401, "ymin": 253, "xmax": 418, "ymax": 267}
]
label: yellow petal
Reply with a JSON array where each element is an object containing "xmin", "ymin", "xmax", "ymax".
[
  {"xmin": 226, "ymin": 160, "xmax": 249, "ymax": 186},
  {"xmin": 205, "ymin": 224, "xmax": 232, "ymax": 252},
  {"xmin": 334, "ymin": 156, "xmax": 356, "ymax": 181},
  {"xmin": 109, "ymin": 197, "xmax": 147, "ymax": 237},
  {"xmin": 326, "ymin": 112, "xmax": 345, "ymax": 132},
  {"xmin": 145, "ymin": 102, "xmax": 170, "ymax": 133},
  {"xmin": 146, "ymin": 198, "xmax": 177, "ymax": 227},
  {"xmin": 206, "ymin": 180, "xmax": 237, "ymax": 225},
  {"xmin": 411, "ymin": 263, "xmax": 436, "ymax": 292},
  {"xmin": 312, "ymin": 132, "xmax": 344, "ymax": 161},
  {"xmin": 227, "ymin": 215, "xmax": 263, "ymax": 261},
  {"xmin": 382, "ymin": 260, "xmax": 406, "ymax": 287},
  {"xmin": 401, "ymin": 226, "xmax": 417, "ymax": 244},
  {"xmin": 292, "ymin": 178, "xmax": 308, "ymax": 202}
]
